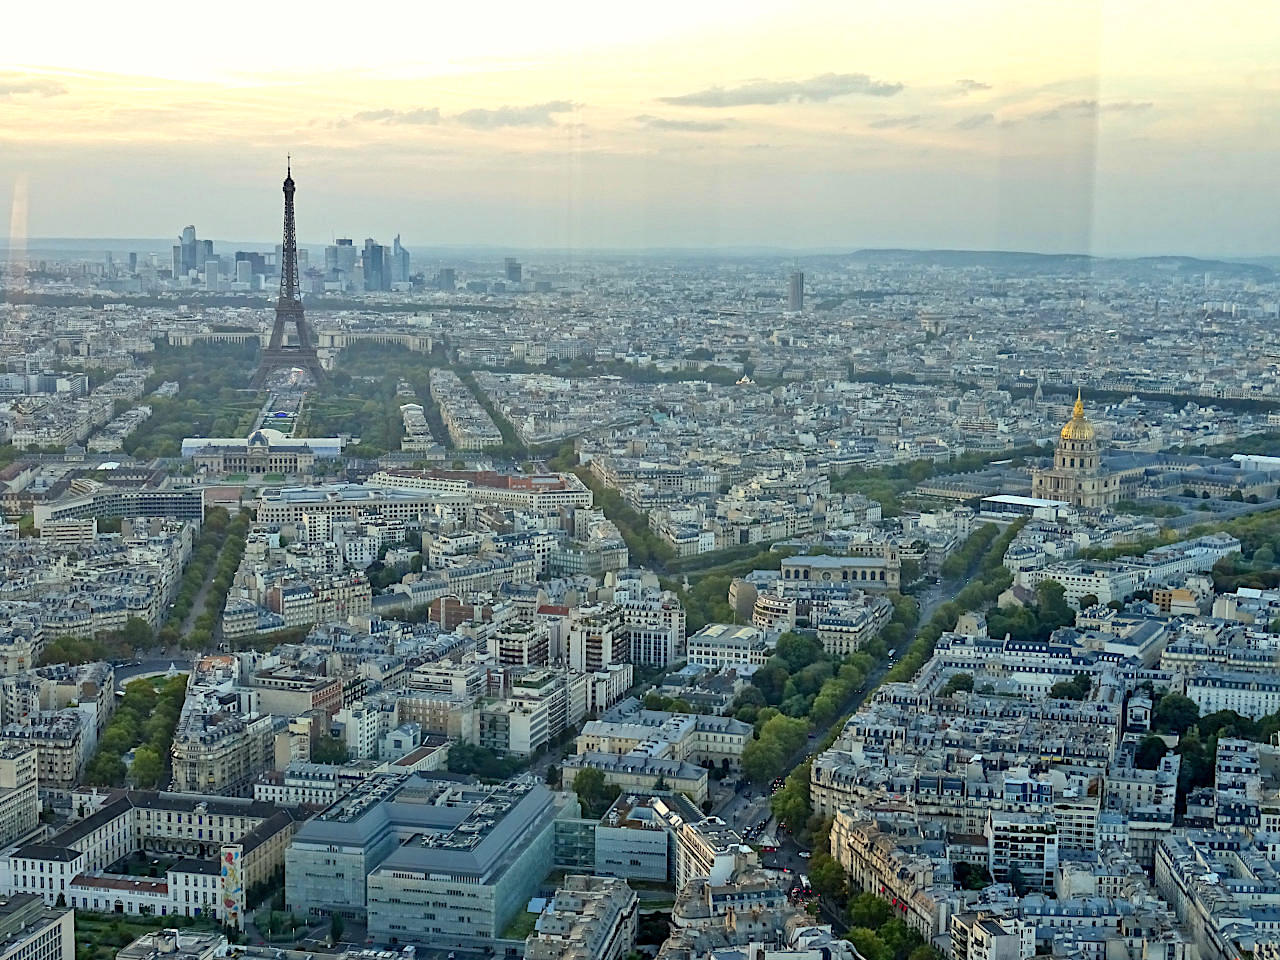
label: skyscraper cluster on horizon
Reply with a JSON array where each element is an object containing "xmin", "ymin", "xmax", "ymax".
[{"xmin": 163, "ymin": 222, "xmax": 414, "ymax": 295}]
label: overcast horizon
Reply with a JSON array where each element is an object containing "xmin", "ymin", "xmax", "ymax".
[
  {"xmin": 5, "ymin": 237, "xmax": 1279, "ymax": 265},
  {"xmin": 3, "ymin": 1, "xmax": 1278, "ymax": 258}
]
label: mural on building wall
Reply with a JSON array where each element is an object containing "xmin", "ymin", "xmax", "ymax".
[{"xmin": 221, "ymin": 846, "xmax": 244, "ymax": 928}]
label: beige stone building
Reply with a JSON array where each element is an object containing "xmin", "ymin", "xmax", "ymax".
[{"xmin": 171, "ymin": 711, "xmax": 276, "ymax": 797}]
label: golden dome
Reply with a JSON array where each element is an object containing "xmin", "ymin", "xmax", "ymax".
[{"xmin": 1060, "ymin": 389, "xmax": 1096, "ymax": 442}]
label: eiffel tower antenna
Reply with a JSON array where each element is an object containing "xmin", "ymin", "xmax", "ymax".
[{"xmin": 253, "ymin": 160, "xmax": 323, "ymax": 386}]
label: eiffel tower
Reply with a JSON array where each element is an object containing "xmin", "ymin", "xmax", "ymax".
[{"xmin": 252, "ymin": 160, "xmax": 324, "ymax": 387}]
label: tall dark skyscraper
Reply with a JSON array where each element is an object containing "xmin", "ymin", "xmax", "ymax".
[
  {"xmin": 363, "ymin": 238, "xmax": 387, "ymax": 291},
  {"xmin": 177, "ymin": 224, "xmax": 198, "ymax": 275},
  {"xmin": 325, "ymin": 238, "xmax": 357, "ymax": 286},
  {"xmin": 437, "ymin": 267, "xmax": 456, "ymax": 292},
  {"xmin": 253, "ymin": 161, "xmax": 324, "ymax": 386},
  {"xmin": 391, "ymin": 235, "xmax": 411, "ymax": 285},
  {"xmin": 505, "ymin": 257, "xmax": 523, "ymax": 283},
  {"xmin": 788, "ymin": 271, "xmax": 805, "ymax": 312},
  {"xmin": 235, "ymin": 251, "xmax": 267, "ymax": 276}
]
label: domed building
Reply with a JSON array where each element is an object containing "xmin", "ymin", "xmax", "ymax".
[
  {"xmin": 189, "ymin": 427, "xmax": 316, "ymax": 475},
  {"xmin": 1031, "ymin": 390, "xmax": 1120, "ymax": 508}
]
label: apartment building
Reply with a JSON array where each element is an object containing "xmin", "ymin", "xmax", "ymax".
[
  {"xmin": 253, "ymin": 762, "xmax": 371, "ymax": 808},
  {"xmin": 0, "ymin": 898, "xmax": 71, "ymax": 960},
  {"xmin": 616, "ymin": 593, "xmax": 686, "ymax": 667},
  {"xmin": 1184, "ymin": 666, "xmax": 1280, "ymax": 720},
  {"xmin": 0, "ymin": 712, "xmax": 89, "ymax": 798},
  {"xmin": 567, "ymin": 604, "xmax": 626, "ymax": 673},
  {"xmin": 0, "ymin": 749, "xmax": 38, "ymax": 850},
  {"xmin": 674, "ymin": 818, "xmax": 753, "ymax": 891},
  {"xmin": 488, "ymin": 618, "xmax": 551, "ymax": 668},
  {"xmin": 170, "ymin": 708, "xmax": 276, "ymax": 797},
  {"xmin": 685, "ymin": 624, "xmax": 774, "ymax": 669},
  {"xmin": 577, "ymin": 701, "xmax": 750, "ymax": 773},
  {"xmin": 830, "ymin": 811, "xmax": 953, "ymax": 939},
  {"xmin": 524, "ymin": 875, "xmax": 637, "ymax": 960},
  {"xmin": 248, "ymin": 668, "xmax": 343, "ymax": 718},
  {"xmin": 814, "ymin": 595, "xmax": 894, "ymax": 657},
  {"xmin": 985, "ymin": 811, "xmax": 1059, "ymax": 892}
]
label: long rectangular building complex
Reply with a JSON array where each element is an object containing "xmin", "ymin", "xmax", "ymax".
[{"xmin": 285, "ymin": 772, "xmax": 574, "ymax": 950}]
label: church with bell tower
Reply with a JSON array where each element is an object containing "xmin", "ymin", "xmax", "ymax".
[{"xmin": 1031, "ymin": 390, "xmax": 1121, "ymax": 509}]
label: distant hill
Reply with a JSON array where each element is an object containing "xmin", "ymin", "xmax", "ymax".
[{"xmin": 840, "ymin": 248, "xmax": 1277, "ymax": 281}]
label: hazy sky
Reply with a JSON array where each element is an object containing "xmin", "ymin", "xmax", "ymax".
[{"xmin": 2, "ymin": 0, "xmax": 1277, "ymax": 256}]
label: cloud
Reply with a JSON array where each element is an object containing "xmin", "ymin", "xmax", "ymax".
[
  {"xmin": 954, "ymin": 112, "xmax": 994, "ymax": 129},
  {"xmin": 1104, "ymin": 100, "xmax": 1155, "ymax": 112},
  {"xmin": 455, "ymin": 100, "xmax": 575, "ymax": 128},
  {"xmin": 955, "ymin": 79, "xmax": 991, "ymax": 94},
  {"xmin": 635, "ymin": 114, "xmax": 728, "ymax": 132},
  {"xmin": 0, "ymin": 74, "xmax": 66, "ymax": 98},
  {"xmin": 348, "ymin": 101, "xmax": 575, "ymax": 128},
  {"xmin": 1028, "ymin": 99, "xmax": 1155, "ymax": 122},
  {"xmin": 995, "ymin": 99, "xmax": 1155, "ymax": 126},
  {"xmin": 869, "ymin": 114, "xmax": 923, "ymax": 129},
  {"xmin": 354, "ymin": 107, "xmax": 441, "ymax": 125},
  {"xmin": 659, "ymin": 72, "xmax": 903, "ymax": 107}
]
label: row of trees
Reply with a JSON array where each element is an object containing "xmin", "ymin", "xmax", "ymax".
[
  {"xmin": 84, "ymin": 674, "xmax": 187, "ymax": 788},
  {"xmin": 574, "ymin": 468, "xmax": 675, "ymax": 568},
  {"xmin": 169, "ymin": 509, "xmax": 252, "ymax": 650},
  {"xmin": 883, "ymin": 519, "xmax": 1025, "ymax": 686},
  {"xmin": 310, "ymin": 344, "xmax": 584, "ymax": 462},
  {"xmin": 767, "ymin": 602, "xmax": 926, "ymax": 841},
  {"xmin": 939, "ymin": 523, "xmax": 999, "ymax": 580},
  {"xmin": 159, "ymin": 507, "xmax": 233, "ymax": 638},
  {"xmin": 740, "ymin": 713, "xmax": 810, "ymax": 783},
  {"xmin": 455, "ymin": 368, "xmax": 527, "ymax": 456},
  {"xmin": 741, "ymin": 595, "xmax": 925, "ymax": 790},
  {"xmin": 734, "ymin": 633, "xmax": 879, "ymax": 729},
  {"xmin": 765, "ymin": 529, "xmax": 1019, "ymax": 840},
  {"xmin": 304, "ymin": 342, "xmax": 450, "ymax": 456}
]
